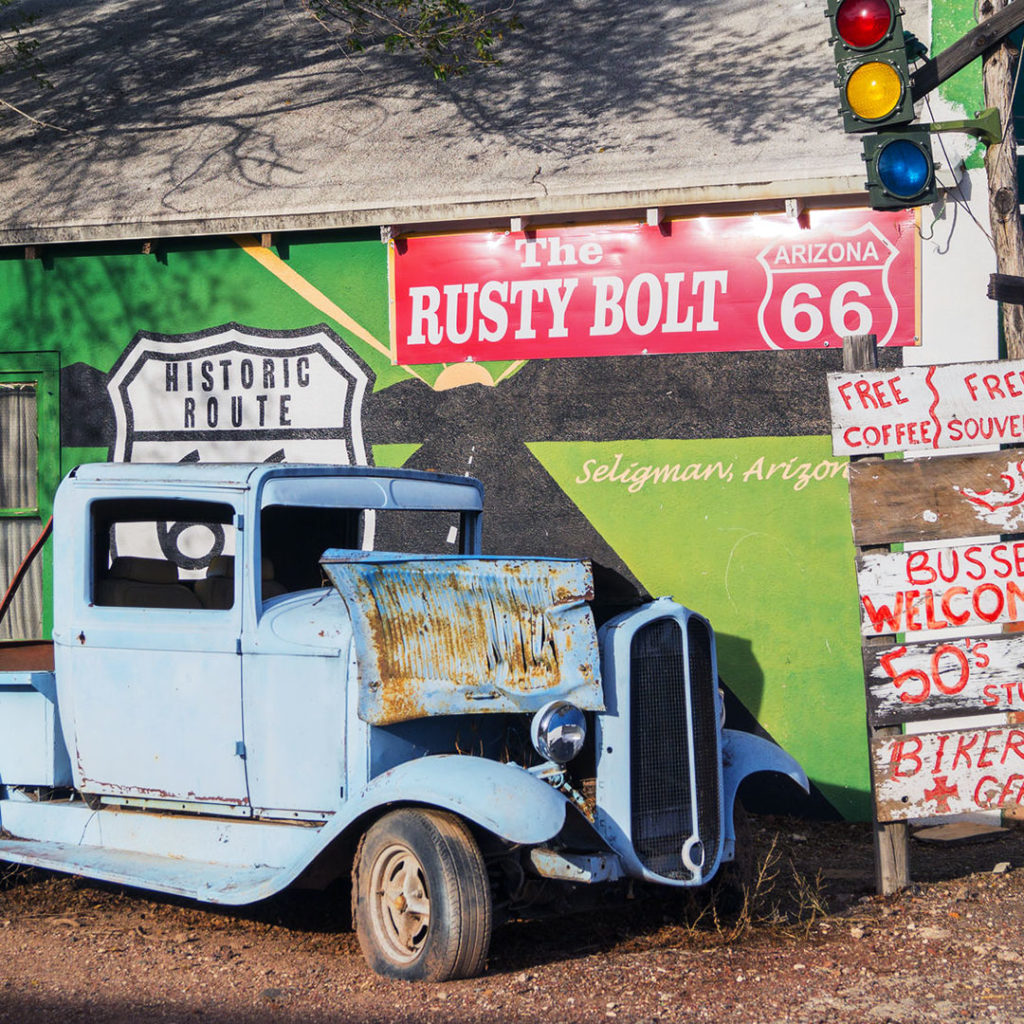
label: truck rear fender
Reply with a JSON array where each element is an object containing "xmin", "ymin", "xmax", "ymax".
[{"xmin": 720, "ymin": 729, "xmax": 809, "ymax": 859}]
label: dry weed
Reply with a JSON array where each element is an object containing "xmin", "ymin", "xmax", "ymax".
[{"xmin": 674, "ymin": 831, "xmax": 831, "ymax": 944}]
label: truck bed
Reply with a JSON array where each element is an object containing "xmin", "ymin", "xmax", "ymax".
[{"xmin": 0, "ymin": 640, "xmax": 54, "ymax": 672}]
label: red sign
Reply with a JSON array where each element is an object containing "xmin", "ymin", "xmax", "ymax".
[{"xmin": 389, "ymin": 210, "xmax": 919, "ymax": 364}]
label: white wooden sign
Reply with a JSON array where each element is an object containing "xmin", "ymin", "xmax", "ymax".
[
  {"xmin": 828, "ymin": 358, "xmax": 1024, "ymax": 456},
  {"xmin": 872, "ymin": 725, "xmax": 1024, "ymax": 821},
  {"xmin": 864, "ymin": 634, "xmax": 1024, "ymax": 725},
  {"xmin": 856, "ymin": 538, "xmax": 1024, "ymax": 637}
]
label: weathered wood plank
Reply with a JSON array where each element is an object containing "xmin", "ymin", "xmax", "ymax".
[
  {"xmin": 828, "ymin": 359, "xmax": 1024, "ymax": 456},
  {"xmin": 910, "ymin": 0, "xmax": 1024, "ymax": 101},
  {"xmin": 989, "ymin": 272, "xmax": 1024, "ymax": 305},
  {"xmin": 864, "ymin": 633, "xmax": 1024, "ymax": 726},
  {"xmin": 843, "ymin": 335, "xmax": 909, "ymax": 897},
  {"xmin": 856, "ymin": 538, "xmax": 1024, "ymax": 637},
  {"xmin": 872, "ymin": 725, "xmax": 1024, "ymax": 821},
  {"xmin": 842, "ymin": 334, "xmax": 878, "ymax": 373},
  {"xmin": 849, "ymin": 448, "xmax": 1024, "ymax": 545}
]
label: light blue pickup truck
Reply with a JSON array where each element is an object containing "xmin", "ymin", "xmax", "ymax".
[{"xmin": 0, "ymin": 462, "xmax": 806, "ymax": 981}]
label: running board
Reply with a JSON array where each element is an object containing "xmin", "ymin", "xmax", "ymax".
[
  {"xmin": 0, "ymin": 797, "xmax": 325, "ymax": 904},
  {"xmin": 0, "ymin": 838, "xmax": 281, "ymax": 903}
]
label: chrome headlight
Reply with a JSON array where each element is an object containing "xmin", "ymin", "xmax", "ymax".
[{"xmin": 530, "ymin": 700, "xmax": 586, "ymax": 765}]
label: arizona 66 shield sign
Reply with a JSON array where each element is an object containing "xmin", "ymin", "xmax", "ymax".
[{"xmin": 389, "ymin": 209, "xmax": 918, "ymax": 363}]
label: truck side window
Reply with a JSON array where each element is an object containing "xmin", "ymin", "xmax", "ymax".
[
  {"xmin": 257, "ymin": 504, "xmax": 470, "ymax": 597},
  {"xmin": 90, "ymin": 498, "xmax": 237, "ymax": 610}
]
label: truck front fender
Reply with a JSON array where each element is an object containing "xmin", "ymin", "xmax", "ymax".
[
  {"xmin": 354, "ymin": 755, "xmax": 568, "ymax": 845},
  {"xmin": 720, "ymin": 729, "xmax": 809, "ymax": 858}
]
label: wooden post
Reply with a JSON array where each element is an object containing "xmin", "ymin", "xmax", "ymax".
[
  {"xmin": 982, "ymin": 0, "xmax": 1024, "ymax": 360},
  {"xmin": 843, "ymin": 333, "xmax": 911, "ymax": 895},
  {"xmin": 841, "ymin": 334, "xmax": 878, "ymax": 376},
  {"xmin": 980, "ymin": 0, "xmax": 1024, "ymax": 823}
]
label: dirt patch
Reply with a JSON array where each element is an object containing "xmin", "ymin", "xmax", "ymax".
[{"xmin": 1, "ymin": 816, "xmax": 1023, "ymax": 1023}]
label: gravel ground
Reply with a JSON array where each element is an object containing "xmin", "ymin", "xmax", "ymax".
[{"xmin": 1, "ymin": 816, "xmax": 1023, "ymax": 1024}]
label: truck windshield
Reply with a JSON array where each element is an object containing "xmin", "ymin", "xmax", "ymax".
[{"xmin": 259, "ymin": 504, "xmax": 471, "ymax": 595}]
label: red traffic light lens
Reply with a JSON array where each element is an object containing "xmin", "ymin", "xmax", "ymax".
[{"xmin": 836, "ymin": 0, "xmax": 893, "ymax": 49}]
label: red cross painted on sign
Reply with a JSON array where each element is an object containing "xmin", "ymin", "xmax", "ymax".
[{"xmin": 923, "ymin": 775, "xmax": 960, "ymax": 813}]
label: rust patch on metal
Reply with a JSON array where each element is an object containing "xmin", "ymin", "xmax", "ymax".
[
  {"xmin": 77, "ymin": 774, "xmax": 250, "ymax": 807},
  {"xmin": 324, "ymin": 556, "xmax": 603, "ymax": 725}
]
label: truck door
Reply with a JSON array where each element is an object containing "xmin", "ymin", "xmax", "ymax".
[{"xmin": 64, "ymin": 496, "xmax": 249, "ymax": 812}]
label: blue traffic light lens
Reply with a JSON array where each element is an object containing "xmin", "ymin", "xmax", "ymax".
[{"xmin": 876, "ymin": 139, "xmax": 931, "ymax": 198}]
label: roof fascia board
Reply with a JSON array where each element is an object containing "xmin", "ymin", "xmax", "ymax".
[{"xmin": 0, "ymin": 174, "xmax": 871, "ymax": 247}]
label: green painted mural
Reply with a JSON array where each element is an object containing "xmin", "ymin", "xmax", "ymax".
[
  {"xmin": 931, "ymin": 0, "xmax": 984, "ymax": 112},
  {"xmin": 930, "ymin": 0, "xmax": 996, "ymax": 171},
  {"xmin": 0, "ymin": 222, "xmax": 901, "ymax": 819},
  {"xmin": 1, "ymin": 233, "xmax": 392, "ymax": 381}
]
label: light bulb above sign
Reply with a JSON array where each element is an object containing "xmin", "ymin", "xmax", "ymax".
[{"xmin": 389, "ymin": 210, "xmax": 919, "ymax": 363}]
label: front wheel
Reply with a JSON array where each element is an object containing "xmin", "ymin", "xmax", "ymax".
[{"xmin": 353, "ymin": 808, "xmax": 492, "ymax": 982}]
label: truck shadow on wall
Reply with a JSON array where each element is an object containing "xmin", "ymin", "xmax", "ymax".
[{"xmin": 715, "ymin": 633, "xmax": 839, "ymax": 821}]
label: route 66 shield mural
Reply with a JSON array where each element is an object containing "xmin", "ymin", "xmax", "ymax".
[
  {"xmin": 106, "ymin": 323, "xmax": 371, "ymax": 466},
  {"xmin": 756, "ymin": 220, "xmax": 905, "ymax": 349}
]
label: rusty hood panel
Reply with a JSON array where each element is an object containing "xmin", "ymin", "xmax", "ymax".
[{"xmin": 320, "ymin": 552, "xmax": 603, "ymax": 725}]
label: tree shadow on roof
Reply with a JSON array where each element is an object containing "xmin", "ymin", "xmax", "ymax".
[
  {"xmin": 438, "ymin": 0, "xmax": 835, "ymax": 158},
  {"xmin": 0, "ymin": 0, "xmax": 840, "ymax": 227}
]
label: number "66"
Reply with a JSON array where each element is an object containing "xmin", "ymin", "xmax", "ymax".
[{"xmin": 780, "ymin": 282, "xmax": 873, "ymax": 343}]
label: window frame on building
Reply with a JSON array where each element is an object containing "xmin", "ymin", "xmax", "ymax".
[{"xmin": 0, "ymin": 352, "xmax": 60, "ymax": 640}]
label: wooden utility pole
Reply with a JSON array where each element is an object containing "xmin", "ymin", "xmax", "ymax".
[
  {"xmin": 981, "ymin": 1, "xmax": 1024, "ymax": 818},
  {"xmin": 982, "ymin": 0, "xmax": 1024, "ymax": 359}
]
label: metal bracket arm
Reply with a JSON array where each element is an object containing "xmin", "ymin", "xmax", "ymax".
[{"xmin": 923, "ymin": 107, "xmax": 1002, "ymax": 147}]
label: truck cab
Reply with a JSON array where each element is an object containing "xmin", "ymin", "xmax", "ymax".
[{"xmin": 0, "ymin": 462, "xmax": 807, "ymax": 981}]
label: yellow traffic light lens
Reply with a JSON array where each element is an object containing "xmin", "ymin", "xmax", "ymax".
[{"xmin": 846, "ymin": 62, "xmax": 903, "ymax": 121}]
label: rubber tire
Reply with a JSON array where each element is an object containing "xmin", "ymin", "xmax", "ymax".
[{"xmin": 353, "ymin": 808, "xmax": 492, "ymax": 982}]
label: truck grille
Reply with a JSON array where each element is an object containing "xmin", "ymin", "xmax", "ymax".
[{"xmin": 629, "ymin": 615, "xmax": 720, "ymax": 880}]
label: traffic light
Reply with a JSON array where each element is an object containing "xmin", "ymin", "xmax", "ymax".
[
  {"xmin": 826, "ymin": 0, "xmax": 937, "ymax": 209},
  {"xmin": 827, "ymin": 0, "xmax": 915, "ymax": 132},
  {"xmin": 861, "ymin": 129, "xmax": 937, "ymax": 209}
]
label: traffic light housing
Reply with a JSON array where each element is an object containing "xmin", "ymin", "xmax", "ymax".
[
  {"xmin": 826, "ymin": 0, "xmax": 937, "ymax": 209},
  {"xmin": 824, "ymin": 3, "xmax": 1011, "ymax": 209},
  {"xmin": 827, "ymin": 0, "xmax": 915, "ymax": 132},
  {"xmin": 862, "ymin": 129, "xmax": 937, "ymax": 209}
]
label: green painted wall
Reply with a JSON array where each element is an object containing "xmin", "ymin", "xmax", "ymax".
[
  {"xmin": 529, "ymin": 437, "xmax": 868, "ymax": 819},
  {"xmin": 0, "ymin": 236, "xmax": 392, "ymax": 379},
  {"xmin": 931, "ymin": 0, "xmax": 986, "ymax": 169}
]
